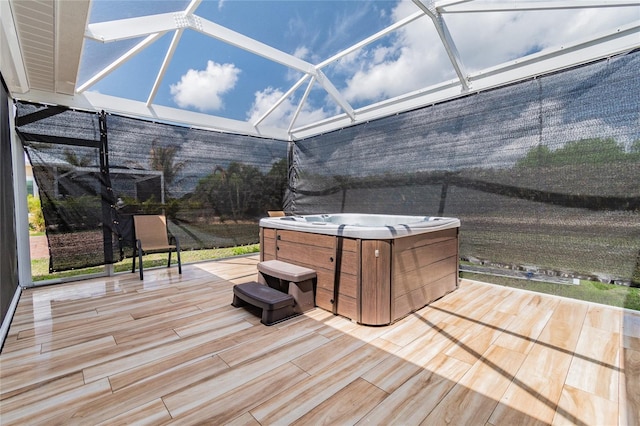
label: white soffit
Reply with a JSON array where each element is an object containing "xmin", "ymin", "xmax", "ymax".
[{"xmin": 2, "ymin": 0, "xmax": 89, "ymax": 95}]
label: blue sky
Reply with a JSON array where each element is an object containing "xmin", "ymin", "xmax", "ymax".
[{"xmin": 79, "ymin": 0, "xmax": 639, "ymax": 129}]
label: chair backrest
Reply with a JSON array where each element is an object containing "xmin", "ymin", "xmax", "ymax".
[
  {"xmin": 133, "ymin": 215, "xmax": 169, "ymax": 247},
  {"xmin": 268, "ymin": 210, "xmax": 285, "ymax": 217}
]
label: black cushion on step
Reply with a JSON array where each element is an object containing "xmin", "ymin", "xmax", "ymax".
[{"xmin": 233, "ymin": 282, "xmax": 294, "ymax": 310}]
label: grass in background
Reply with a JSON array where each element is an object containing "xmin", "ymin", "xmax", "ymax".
[
  {"xmin": 31, "ymin": 244, "xmax": 260, "ymax": 281},
  {"xmin": 461, "ymin": 271, "xmax": 640, "ymax": 311}
]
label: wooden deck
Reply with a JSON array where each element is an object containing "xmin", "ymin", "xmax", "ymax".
[{"xmin": 1, "ymin": 255, "xmax": 638, "ymax": 425}]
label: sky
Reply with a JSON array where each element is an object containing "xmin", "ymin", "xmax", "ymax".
[{"xmin": 79, "ymin": 0, "xmax": 639, "ymax": 130}]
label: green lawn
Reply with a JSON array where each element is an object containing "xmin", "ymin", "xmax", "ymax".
[{"xmin": 31, "ymin": 244, "xmax": 260, "ymax": 281}]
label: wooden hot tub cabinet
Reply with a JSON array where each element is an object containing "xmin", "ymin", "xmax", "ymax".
[{"xmin": 260, "ymin": 226, "xmax": 459, "ymax": 325}]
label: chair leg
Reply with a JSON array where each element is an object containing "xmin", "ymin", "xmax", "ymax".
[
  {"xmin": 167, "ymin": 251, "xmax": 172, "ymax": 268},
  {"xmin": 176, "ymin": 238, "xmax": 182, "ymax": 274},
  {"xmin": 132, "ymin": 247, "xmax": 136, "ymax": 273},
  {"xmin": 137, "ymin": 240, "xmax": 144, "ymax": 280}
]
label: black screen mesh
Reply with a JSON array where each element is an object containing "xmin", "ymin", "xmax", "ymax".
[
  {"xmin": 17, "ymin": 106, "xmax": 287, "ymax": 272},
  {"xmin": 289, "ymin": 51, "xmax": 640, "ymax": 284},
  {"xmin": 105, "ymin": 115, "xmax": 288, "ymax": 252}
]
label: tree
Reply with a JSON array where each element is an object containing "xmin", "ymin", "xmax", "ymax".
[
  {"xmin": 262, "ymin": 158, "xmax": 288, "ymax": 210},
  {"xmin": 27, "ymin": 194, "xmax": 45, "ymax": 232},
  {"xmin": 193, "ymin": 160, "xmax": 288, "ymax": 220},
  {"xmin": 63, "ymin": 148, "xmax": 93, "ymax": 167},
  {"xmin": 194, "ymin": 165, "xmax": 228, "ymax": 218},
  {"xmin": 517, "ymin": 138, "xmax": 633, "ymax": 168},
  {"xmin": 631, "ymin": 139, "xmax": 640, "ymax": 159},
  {"xmin": 149, "ymin": 140, "xmax": 186, "ymax": 200}
]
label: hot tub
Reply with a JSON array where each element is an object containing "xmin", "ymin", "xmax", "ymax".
[{"xmin": 260, "ymin": 214, "xmax": 460, "ymax": 325}]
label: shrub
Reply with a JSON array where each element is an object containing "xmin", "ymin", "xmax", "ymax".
[{"xmin": 27, "ymin": 194, "xmax": 45, "ymax": 232}]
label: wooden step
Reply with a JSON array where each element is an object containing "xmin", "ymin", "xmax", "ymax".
[{"xmin": 258, "ymin": 260, "xmax": 316, "ymax": 282}]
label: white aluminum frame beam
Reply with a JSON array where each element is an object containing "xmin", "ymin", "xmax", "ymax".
[
  {"xmin": 85, "ymin": 13, "xmax": 180, "ymax": 42},
  {"xmin": 77, "ymin": 33, "xmax": 166, "ymax": 93},
  {"xmin": 16, "ymin": 88, "xmax": 289, "ymax": 140},
  {"xmin": 194, "ymin": 16, "xmax": 317, "ymax": 76},
  {"xmin": 274, "ymin": 10, "xmax": 428, "ymax": 130},
  {"xmin": 438, "ymin": 0, "xmax": 640, "ymax": 13},
  {"xmin": 20, "ymin": 20, "xmax": 637, "ymax": 142},
  {"xmin": 144, "ymin": 0, "xmax": 202, "ymax": 104},
  {"xmin": 317, "ymin": 10, "xmax": 426, "ymax": 69},
  {"xmin": 413, "ymin": 0, "xmax": 470, "ymax": 90},
  {"xmin": 290, "ymin": 22, "xmax": 640, "ymax": 140},
  {"xmin": 8, "ymin": 0, "xmax": 638, "ymax": 143},
  {"xmin": 9, "ymin": 96, "xmax": 33, "ymax": 288},
  {"xmin": 0, "ymin": 0, "xmax": 29, "ymax": 93},
  {"xmin": 253, "ymin": 75, "xmax": 310, "ymax": 128},
  {"xmin": 86, "ymin": 12, "xmax": 317, "ymax": 76},
  {"xmin": 147, "ymin": 29, "xmax": 184, "ymax": 106},
  {"xmin": 316, "ymin": 70, "xmax": 355, "ymax": 121},
  {"xmin": 288, "ymin": 76, "xmax": 317, "ymax": 133}
]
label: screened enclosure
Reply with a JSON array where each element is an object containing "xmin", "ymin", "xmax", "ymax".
[
  {"xmin": 13, "ymin": 49, "xmax": 640, "ymax": 286},
  {"xmin": 17, "ymin": 105, "xmax": 287, "ymax": 272},
  {"xmin": 2, "ymin": 0, "xmax": 639, "ymax": 296},
  {"xmin": 288, "ymin": 51, "xmax": 640, "ymax": 286}
]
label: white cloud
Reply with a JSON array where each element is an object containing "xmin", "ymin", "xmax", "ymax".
[
  {"xmin": 170, "ymin": 60, "xmax": 240, "ymax": 112},
  {"xmin": 293, "ymin": 46, "xmax": 310, "ymax": 60},
  {"xmin": 340, "ymin": 1, "xmax": 636, "ymax": 105},
  {"xmin": 446, "ymin": 8, "xmax": 634, "ymax": 71},
  {"xmin": 247, "ymin": 87, "xmax": 329, "ymax": 129},
  {"xmin": 341, "ymin": 2, "xmax": 454, "ymax": 104}
]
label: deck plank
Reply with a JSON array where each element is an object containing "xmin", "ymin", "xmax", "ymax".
[
  {"xmin": 170, "ymin": 363, "xmax": 309, "ymax": 424},
  {"xmin": 0, "ymin": 255, "xmax": 637, "ymax": 425},
  {"xmin": 552, "ymin": 384, "xmax": 618, "ymax": 426},
  {"xmin": 1, "ymin": 378, "xmax": 112, "ymax": 426},
  {"xmin": 163, "ymin": 332, "xmax": 330, "ymax": 418},
  {"xmin": 620, "ymin": 348, "xmax": 640, "ymax": 426},
  {"xmin": 489, "ymin": 344, "xmax": 574, "ymax": 425},
  {"xmin": 565, "ymin": 325, "xmax": 620, "ymax": 402},
  {"xmin": 420, "ymin": 345, "xmax": 527, "ymax": 425},
  {"xmin": 292, "ymin": 377, "xmax": 388, "ymax": 425},
  {"xmin": 94, "ymin": 398, "xmax": 172, "ymax": 426},
  {"xmin": 70, "ymin": 356, "xmax": 229, "ymax": 424},
  {"xmin": 250, "ymin": 338, "xmax": 398, "ymax": 425},
  {"xmin": 359, "ymin": 353, "xmax": 471, "ymax": 424}
]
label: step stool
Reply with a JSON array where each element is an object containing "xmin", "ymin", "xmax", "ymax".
[
  {"xmin": 232, "ymin": 260, "xmax": 316, "ymax": 325},
  {"xmin": 257, "ymin": 260, "xmax": 316, "ymax": 313},
  {"xmin": 232, "ymin": 282, "xmax": 296, "ymax": 325}
]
